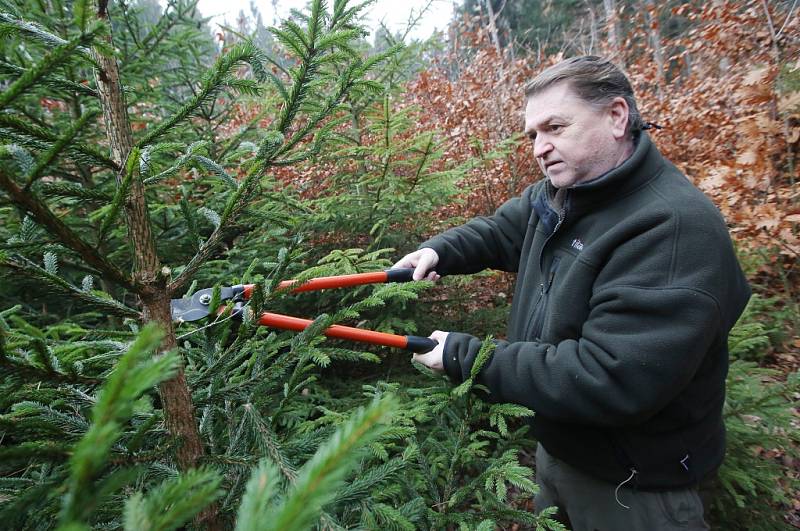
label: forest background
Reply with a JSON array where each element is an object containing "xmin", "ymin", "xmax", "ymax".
[{"xmin": 0, "ymin": 0, "xmax": 798, "ymax": 529}]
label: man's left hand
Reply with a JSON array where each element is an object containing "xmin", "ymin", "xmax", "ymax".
[{"xmin": 412, "ymin": 330, "xmax": 449, "ymax": 373}]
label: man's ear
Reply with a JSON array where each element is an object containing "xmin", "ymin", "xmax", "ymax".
[{"xmin": 608, "ymin": 96, "xmax": 630, "ymax": 140}]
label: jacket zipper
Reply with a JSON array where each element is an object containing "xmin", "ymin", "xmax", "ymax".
[
  {"xmin": 526, "ymin": 192, "xmax": 567, "ymax": 340},
  {"xmin": 528, "ymin": 255, "xmax": 561, "ymax": 340}
]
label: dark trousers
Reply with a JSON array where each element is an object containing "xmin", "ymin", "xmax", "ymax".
[{"xmin": 534, "ymin": 444, "xmax": 710, "ymax": 531}]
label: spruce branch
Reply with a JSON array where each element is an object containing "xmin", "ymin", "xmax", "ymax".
[
  {"xmin": 192, "ymin": 155, "xmax": 238, "ymax": 190},
  {"xmin": 167, "ymin": 219, "xmax": 239, "ymax": 296},
  {"xmin": 122, "ymin": 0, "xmax": 203, "ymax": 65},
  {"xmin": 98, "ymin": 147, "xmax": 139, "ymax": 243},
  {"xmin": 1, "ymin": 143, "xmax": 34, "ymax": 174},
  {"xmin": 141, "ymin": 141, "xmax": 206, "ymax": 185},
  {"xmin": 276, "ymin": 46, "xmax": 401, "ymax": 159},
  {"xmin": 59, "ymin": 324, "xmax": 179, "ymax": 525},
  {"xmin": 242, "ymin": 403, "xmax": 298, "ymax": 482},
  {"xmin": 136, "ymin": 41, "xmax": 266, "ymax": 148},
  {"xmin": 24, "ymin": 110, "xmax": 99, "ymax": 190},
  {"xmin": 4, "ymin": 401, "xmax": 90, "ymax": 438},
  {"xmin": 0, "ymin": 254, "xmax": 139, "ymax": 319},
  {"xmin": 370, "ymin": 502, "xmax": 417, "ymax": 531},
  {"xmin": 330, "ymin": 0, "xmax": 376, "ymax": 29},
  {"xmin": 169, "ymin": 5, "xmax": 395, "ymax": 296},
  {"xmin": 0, "ymin": 60, "xmax": 98, "ymax": 97},
  {"xmin": 0, "ymin": 440, "xmax": 72, "ymax": 467},
  {"xmin": 264, "ymin": 69, "xmax": 290, "ymax": 103},
  {"xmin": 271, "ymin": 1, "xmax": 329, "ymax": 135},
  {"xmin": 0, "ymin": 113, "xmax": 118, "ymax": 170},
  {"xmin": 0, "ymin": 12, "xmax": 94, "ymax": 57},
  {"xmin": 0, "ymin": 167, "xmax": 136, "ymax": 291},
  {"xmin": 218, "ymin": 110, "xmax": 268, "ymax": 160},
  {"xmin": 39, "ymin": 182, "xmax": 113, "ymax": 202},
  {"xmin": 328, "ymin": 455, "xmax": 407, "ymax": 506},
  {"xmin": 270, "ymin": 26, "xmax": 307, "ymax": 59},
  {"xmin": 307, "ymin": 0, "xmax": 324, "ymax": 43},
  {"xmin": 452, "ymin": 337, "xmax": 495, "ymax": 397},
  {"xmin": 167, "ymin": 150, "xmax": 274, "ymax": 294},
  {"xmin": 250, "ymin": 396, "xmax": 397, "ymax": 531},
  {"xmin": 0, "ymin": 26, "xmax": 101, "ymax": 109},
  {"xmin": 316, "ymin": 28, "xmax": 364, "ymax": 53},
  {"xmin": 122, "ymin": 467, "xmax": 223, "ymax": 531},
  {"xmin": 235, "ymin": 459, "xmax": 283, "ymax": 531},
  {"xmin": 73, "ymin": 0, "xmax": 90, "ymax": 34},
  {"xmin": 0, "ymin": 350, "xmax": 102, "ymax": 386}
]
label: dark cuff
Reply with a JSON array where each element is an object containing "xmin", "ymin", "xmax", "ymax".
[{"xmin": 442, "ymin": 332, "xmax": 485, "ymax": 384}]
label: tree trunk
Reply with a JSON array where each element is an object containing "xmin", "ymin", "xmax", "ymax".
[
  {"xmin": 91, "ymin": 2, "xmax": 214, "ymax": 523},
  {"xmin": 643, "ymin": 0, "xmax": 666, "ymax": 101},
  {"xmin": 603, "ymin": 0, "xmax": 621, "ymax": 61},
  {"xmin": 483, "ymin": 0, "xmax": 504, "ymax": 55},
  {"xmin": 584, "ymin": 0, "xmax": 598, "ymax": 55}
]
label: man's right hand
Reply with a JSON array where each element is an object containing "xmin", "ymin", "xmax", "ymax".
[{"xmin": 392, "ymin": 248, "xmax": 441, "ymax": 281}]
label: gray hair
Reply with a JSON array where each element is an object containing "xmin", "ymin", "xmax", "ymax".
[{"xmin": 524, "ymin": 56, "xmax": 645, "ymax": 135}]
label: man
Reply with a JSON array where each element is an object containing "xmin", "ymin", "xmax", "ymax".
[{"xmin": 393, "ymin": 56, "xmax": 751, "ymax": 529}]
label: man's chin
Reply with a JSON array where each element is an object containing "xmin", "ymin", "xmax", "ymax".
[{"xmin": 547, "ymin": 173, "xmax": 575, "ymax": 189}]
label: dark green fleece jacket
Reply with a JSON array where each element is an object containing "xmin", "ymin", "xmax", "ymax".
[{"xmin": 421, "ymin": 133, "xmax": 751, "ymax": 489}]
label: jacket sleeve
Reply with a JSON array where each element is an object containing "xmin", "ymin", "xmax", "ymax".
[{"xmin": 420, "ymin": 184, "xmax": 540, "ymax": 275}]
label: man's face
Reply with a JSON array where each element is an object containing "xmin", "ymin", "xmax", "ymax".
[{"xmin": 524, "ymin": 82, "xmax": 630, "ymax": 189}]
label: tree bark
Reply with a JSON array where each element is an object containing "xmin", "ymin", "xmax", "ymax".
[
  {"xmin": 603, "ymin": 0, "xmax": 621, "ymax": 61},
  {"xmin": 92, "ymin": 0, "xmax": 209, "ymax": 499},
  {"xmin": 585, "ymin": 1, "xmax": 598, "ymax": 55},
  {"xmin": 483, "ymin": 0, "xmax": 505, "ymax": 55},
  {"xmin": 92, "ymin": 3, "xmax": 219, "ymax": 527},
  {"xmin": 643, "ymin": 0, "xmax": 666, "ymax": 101}
]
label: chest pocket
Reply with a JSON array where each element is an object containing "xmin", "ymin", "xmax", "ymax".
[
  {"xmin": 530, "ymin": 245, "xmax": 592, "ymax": 342},
  {"xmin": 540, "ymin": 247, "xmax": 594, "ymax": 342}
]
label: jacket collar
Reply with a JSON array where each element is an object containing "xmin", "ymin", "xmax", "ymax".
[{"xmin": 542, "ymin": 131, "xmax": 665, "ymax": 218}]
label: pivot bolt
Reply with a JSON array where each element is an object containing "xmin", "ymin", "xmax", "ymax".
[{"xmin": 198, "ymin": 293, "xmax": 212, "ymax": 305}]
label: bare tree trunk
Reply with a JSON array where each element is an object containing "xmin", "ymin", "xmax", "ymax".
[
  {"xmin": 643, "ymin": 0, "xmax": 666, "ymax": 101},
  {"xmin": 584, "ymin": 0, "xmax": 598, "ymax": 55},
  {"xmin": 483, "ymin": 0, "xmax": 504, "ymax": 55},
  {"xmin": 92, "ymin": 1, "xmax": 217, "ymax": 526},
  {"xmin": 603, "ymin": 0, "xmax": 621, "ymax": 61},
  {"xmin": 758, "ymin": 0, "xmax": 796, "ymax": 189}
]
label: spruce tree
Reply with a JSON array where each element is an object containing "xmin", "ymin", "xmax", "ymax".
[{"xmin": 0, "ymin": 0, "xmax": 415, "ymax": 527}]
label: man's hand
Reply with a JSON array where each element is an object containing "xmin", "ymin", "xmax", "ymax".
[
  {"xmin": 392, "ymin": 248, "xmax": 441, "ymax": 281},
  {"xmin": 412, "ymin": 330, "xmax": 449, "ymax": 373}
]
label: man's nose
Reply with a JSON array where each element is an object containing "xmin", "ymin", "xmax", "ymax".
[{"xmin": 533, "ymin": 135, "xmax": 553, "ymax": 158}]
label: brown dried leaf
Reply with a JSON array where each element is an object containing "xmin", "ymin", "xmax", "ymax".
[
  {"xmin": 743, "ymin": 66, "xmax": 769, "ymax": 86},
  {"xmin": 699, "ymin": 168, "xmax": 729, "ymax": 190},
  {"xmin": 779, "ymin": 91, "xmax": 800, "ymax": 113},
  {"xmin": 736, "ymin": 150, "xmax": 758, "ymax": 166}
]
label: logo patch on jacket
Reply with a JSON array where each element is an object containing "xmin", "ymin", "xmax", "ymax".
[{"xmin": 571, "ymin": 238, "xmax": 584, "ymax": 251}]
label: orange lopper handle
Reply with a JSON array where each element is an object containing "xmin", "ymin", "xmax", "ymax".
[
  {"xmin": 241, "ymin": 268, "xmax": 416, "ymax": 299},
  {"xmin": 257, "ymin": 312, "xmax": 437, "ymax": 353}
]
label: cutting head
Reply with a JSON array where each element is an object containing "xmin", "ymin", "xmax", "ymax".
[{"xmin": 170, "ymin": 285, "xmax": 244, "ymax": 322}]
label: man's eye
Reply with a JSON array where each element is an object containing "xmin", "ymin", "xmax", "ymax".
[{"xmin": 549, "ymin": 124, "xmax": 564, "ymax": 132}]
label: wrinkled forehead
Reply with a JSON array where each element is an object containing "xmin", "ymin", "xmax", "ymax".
[
  {"xmin": 524, "ymin": 88, "xmax": 576, "ymax": 124},
  {"xmin": 523, "ymin": 83, "xmax": 597, "ymax": 126}
]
